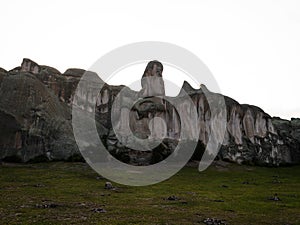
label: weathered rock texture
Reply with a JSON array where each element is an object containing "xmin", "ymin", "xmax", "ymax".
[
  {"xmin": 0, "ymin": 59, "xmax": 82, "ymax": 162},
  {"xmin": 0, "ymin": 59, "xmax": 299, "ymax": 166}
]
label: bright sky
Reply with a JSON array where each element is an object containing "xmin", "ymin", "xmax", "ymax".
[{"xmin": 1, "ymin": 0, "xmax": 300, "ymax": 119}]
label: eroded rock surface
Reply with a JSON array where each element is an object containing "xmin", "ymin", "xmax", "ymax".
[
  {"xmin": 0, "ymin": 59, "xmax": 299, "ymax": 165},
  {"xmin": 0, "ymin": 59, "xmax": 81, "ymax": 162},
  {"xmin": 94, "ymin": 61, "xmax": 300, "ymax": 166}
]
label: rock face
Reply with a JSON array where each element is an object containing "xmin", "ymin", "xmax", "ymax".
[
  {"xmin": 95, "ymin": 61, "xmax": 300, "ymax": 166},
  {"xmin": 0, "ymin": 59, "xmax": 299, "ymax": 166},
  {"xmin": 0, "ymin": 59, "xmax": 81, "ymax": 162},
  {"xmin": 218, "ymin": 101, "xmax": 300, "ymax": 165}
]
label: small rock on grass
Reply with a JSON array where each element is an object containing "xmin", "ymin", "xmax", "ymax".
[
  {"xmin": 213, "ymin": 199, "xmax": 224, "ymax": 202},
  {"xmin": 268, "ymin": 193, "xmax": 281, "ymax": 201},
  {"xmin": 35, "ymin": 203, "xmax": 59, "ymax": 208},
  {"xmin": 92, "ymin": 208, "xmax": 107, "ymax": 213},
  {"xmin": 203, "ymin": 218, "xmax": 227, "ymax": 225},
  {"xmin": 104, "ymin": 182, "xmax": 113, "ymax": 190},
  {"xmin": 166, "ymin": 195, "xmax": 180, "ymax": 201}
]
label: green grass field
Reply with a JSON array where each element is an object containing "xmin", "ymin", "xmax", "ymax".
[{"xmin": 0, "ymin": 161, "xmax": 299, "ymax": 225}]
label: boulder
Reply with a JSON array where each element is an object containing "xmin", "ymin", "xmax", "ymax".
[{"xmin": 0, "ymin": 60, "xmax": 81, "ymax": 162}]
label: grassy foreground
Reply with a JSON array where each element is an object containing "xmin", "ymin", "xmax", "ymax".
[{"xmin": 0, "ymin": 161, "xmax": 299, "ymax": 225}]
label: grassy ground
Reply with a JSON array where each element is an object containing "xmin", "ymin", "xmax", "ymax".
[{"xmin": 0, "ymin": 161, "xmax": 299, "ymax": 225}]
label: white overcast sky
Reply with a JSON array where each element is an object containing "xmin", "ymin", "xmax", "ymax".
[{"xmin": 1, "ymin": 0, "xmax": 300, "ymax": 119}]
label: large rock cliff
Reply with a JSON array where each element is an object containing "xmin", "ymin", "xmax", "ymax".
[
  {"xmin": 0, "ymin": 59, "xmax": 299, "ymax": 165},
  {"xmin": 0, "ymin": 59, "xmax": 82, "ymax": 162}
]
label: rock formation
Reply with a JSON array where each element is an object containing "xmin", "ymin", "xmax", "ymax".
[
  {"xmin": 0, "ymin": 59, "xmax": 82, "ymax": 162},
  {"xmin": 0, "ymin": 59, "xmax": 299, "ymax": 166}
]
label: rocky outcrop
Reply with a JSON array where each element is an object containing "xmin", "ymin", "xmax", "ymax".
[
  {"xmin": 218, "ymin": 101, "xmax": 296, "ymax": 165},
  {"xmin": 94, "ymin": 61, "xmax": 300, "ymax": 166},
  {"xmin": 0, "ymin": 59, "xmax": 299, "ymax": 166},
  {"xmin": 0, "ymin": 59, "xmax": 81, "ymax": 162},
  {"xmin": 271, "ymin": 117, "xmax": 300, "ymax": 163}
]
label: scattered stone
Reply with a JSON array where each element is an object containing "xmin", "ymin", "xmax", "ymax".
[
  {"xmin": 104, "ymin": 182, "xmax": 113, "ymax": 190},
  {"xmin": 213, "ymin": 199, "xmax": 224, "ymax": 202},
  {"xmin": 166, "ymin": 195, "xmax": 180, "ymax": 201},
  {"xmin": 92, "ymin": 208, "xmax": 107, "ymax": 213},
  {"xmin": 268, "ymin": 193, "xmax": 281, "ymax": 201},
  {"xmin": 35, "ymin": 203, "xmax": 59, "ymax": 208},
  {"xmin": 203, "ymin": 218, "xmax": 227, "ymax": 225}
]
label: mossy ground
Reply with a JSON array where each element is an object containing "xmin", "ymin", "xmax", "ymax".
[{"xmin": 0, "ymin": 161, "xmax": 299, "ymax": 224}]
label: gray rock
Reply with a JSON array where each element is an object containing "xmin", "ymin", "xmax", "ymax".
[
  {"xmin": 0, "ymin": 59, "xmax": 299, "ymax": 166},
  {"xmin": 92, "ymin": 208, "xmax": 106, "ymax": 213},
  {"xmin": 95, "ymin": 60, "xmax": 300, "ymax": 166},
  {"xmin": 35, "ymin": 203, "xmax": 59, "ymax": 208},
  {"xmin": 166, "ymin": 195, "xmax": 180, "ymax": 201},
  {"xmin": 21, "ymin": 58, "xmax": 40, "ymax": 74},
  {"xmin": 203, "ymin": 218, "xmax": 227, "ymax": 225},
  {"xmin": 0, "ymin": 59, "xmax": 80, "ymax": 162},
  {"xmin": 268, "ymin": 193, "xmax": 281, "ymax": 201},
  {"xmin": 104, "ymin": 182, "xmax": 113, "ymax": 190}
]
